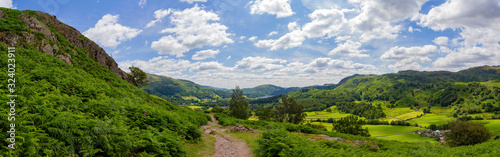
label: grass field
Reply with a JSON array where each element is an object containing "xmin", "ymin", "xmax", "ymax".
[
  {"xmin": 378, "ymin": 133, "xmax": 440, "ymax": 144},
  {"xmin": 311, "ymin": 123, "xmax": 425, "ymax": 137},
  {"xmin": 470, "ymin": 120, "xmax": 500, "ymax": 134},
  {"xmin": 384, "ymin": 107, "xmax": 414, "ymax": 117},
  {"xmin": 364, "ymin": 125, "xmax": 423, "ymax": 137},
  {"xmin": 187, "ymin": 105, "xmax": 203, "ymax": 109},
  {"xmin": 305, "ymin": 106, "xmax": 357, "ymax": 121},
  {"xmin": 408, "ymin": 113, "xmax": 455, "ymax": 127},
  {"xmin": 394, "ymin": 111, "xmax": 424, "ymax": 120}
]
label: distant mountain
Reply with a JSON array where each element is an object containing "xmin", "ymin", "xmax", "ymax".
[
  {"xmin": 205, "ymin": 84, "xmax": 338, "ymax": 98},
  {"xmin": 286, "ymin": 66, "xmax": 500, "ymax": 111},
  {"xmin": 142, "ymin": 74, "xmax": 231, "ymax": 105}
]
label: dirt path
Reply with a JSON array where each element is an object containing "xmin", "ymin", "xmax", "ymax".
[{"xmin": 201, "ymin": 115, "xmax": 252, "ymax": 157}]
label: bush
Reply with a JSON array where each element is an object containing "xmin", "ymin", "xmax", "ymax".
[{"xmin": 445, "ymin": 120, "xmax": 492, "ymax": 147}]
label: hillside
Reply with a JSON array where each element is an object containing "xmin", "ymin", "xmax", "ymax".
[
  {"xmin": 0, "ymin": 8, "xmax": 208, "ymax": 156},
  {"xmin": 142, "ymin": 74, "xmax": 231, "ymax": 105},
  {"xmin": 208, "ymin": 84, "xmax": 337, "ymax": 98},
  {"xmin": 287, "ymin": 66, "xmax": 500, "ymax": 112}
]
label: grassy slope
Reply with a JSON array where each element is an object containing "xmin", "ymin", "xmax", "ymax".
[
  {"xmin": 0, "ymin": 8, "xmax": 208, "ymax": 156},
  {"xmin": 142, "ymin": 74, "xmax": 230, "ymax": 105}
]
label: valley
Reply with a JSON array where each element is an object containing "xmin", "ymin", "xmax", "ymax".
[{"xmin": 1, "ymin": 5, "xmax": 500, "ymax": 157}]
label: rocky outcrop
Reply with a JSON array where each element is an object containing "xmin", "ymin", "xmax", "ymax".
[
  {"xmin": 230, "ymin": 125, "xmax": 258, "ymax": 133},
  {"xmin": 34, "ymin": 11, "xmax": 130, "ymax": 82},
  {"xmin": 0, "ymin": 9, "xmax": 130, "ymax": 82}
]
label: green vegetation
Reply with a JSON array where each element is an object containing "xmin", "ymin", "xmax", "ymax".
[
  {"xmin": 445, "ymin": 120, "xmax": 492, "ymax": 147},
  {"xmin": 365, "ymin": 125, "xmax": 421, "ymax": 137},
  {"xmin": 408, "ymin": 113, "xmax": 455, "ymax": 127},
  {"xmin": 333, "ymin": 115, "xmax": 370, "ymax": 137},
  {"xmin": 128, "ymin": 66, "xmax": 148, "ymax": 87},
  {"xmin": 142, "ymin": 73, "xmax": 230, "ymax": 105},
  {"xmin": 215, "ymin": 112, "xmax": 500, "ymax": 156},
  {"xmin": 0, "ymin": 8, "xmax": 208, "ymax": 156},
  {"xmin": 274, "ymin": 96, "xmax": 306, "ymax": 124},
  {"xmin": 229, "ymin": 86, "xmax": 249, "ymax": 120},
  {"xmin": 379, "ymin": 133, "xmax": 440, "ymax": 144}
]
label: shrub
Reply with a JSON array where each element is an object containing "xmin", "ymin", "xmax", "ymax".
[{"xmin": 445, "ymin": 120, "xmax": 492, "ymax": 147}]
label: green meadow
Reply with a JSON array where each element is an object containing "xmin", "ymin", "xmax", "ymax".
[
  {"xmin": 408, "ymin": 113, "xmax": 455, "ymax": 127},
  {"xmin": 364, "ymin": 125, "xmax": 423, "ymax": 137},
  {"xmin": 379, "ymin": 133, "xmax": 440, "ymax": 144}
]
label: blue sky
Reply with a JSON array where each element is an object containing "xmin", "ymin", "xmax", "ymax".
[{"xmin": 5, "ymin": 0, "xmax": 500, "ymax": 88}]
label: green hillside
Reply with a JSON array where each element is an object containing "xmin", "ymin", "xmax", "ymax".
[
  {"xmin": 142, "ymin": 74, "xmax": 230, "ymax": 105},
  {"xmin": 287, "ymin": 66, "xmax": 500, "ymax": 114},
  {"xmin": 0, "ymin": 8, "xmax": 208, "ymax": 156}
]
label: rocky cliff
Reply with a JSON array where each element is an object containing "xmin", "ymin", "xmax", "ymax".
[{"xmin": 0, "ymin": 8, "xmax": 130, "ymax": 82}]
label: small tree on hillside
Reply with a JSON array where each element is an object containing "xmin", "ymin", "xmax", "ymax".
[
  {"xmin": 229, "ymin": 86, "xmax": 249, "ymax": 119},
  {"xmin": 256, "ymin": 108, "xmax": 274, "ymax": 121},
  {"xmin": 281, "ymin": 96, "xmax": 306, "ymax": 124},
  {"xmin": 445, "ymin": 120, "xmax": 492, "ymax": 147},
  {"xmin": 128, "ymin": 66, "xmax": 149, "ymax": 87},
  {"xmin": 332, "ymin": 115, "xmax": 370, "ymax": 137}
]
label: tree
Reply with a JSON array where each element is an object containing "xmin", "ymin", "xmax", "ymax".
[
  {"xmin": 128, "ymin": 66, "xmax": 149, "ymax": 87},
  {"xmin": 256, "ymin": 108, "xmax": 274, "ymax": 121},
  {"xmin": 445, "ymin": 120, "xmax": 492, "ymax": 147},
  {"xmin": 281, "ymin": 96, "xmax": 307, "ymax": 124},
  {"xmin": 229, "ymin": 86, "xmax": 249, "ymax": 119},
  {"xmin": 429, "ymin": 124, "xmax": 437, "ymax": 130},
  {"xmin": 332, "ymin": 115, "xmax": 370, "ymax": 137}
]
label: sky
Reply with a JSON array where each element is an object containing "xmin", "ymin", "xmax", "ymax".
[{"xmin": 4, "ymin": 0, "xmax": 500, "ymax": 88}]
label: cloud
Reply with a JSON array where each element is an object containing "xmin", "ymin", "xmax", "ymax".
[
  {"xmin": 248, "ymin": 36, "xmax": 258, "ymax": 41},
  {"xmin": 192, "ymin": 49, "xmax": 220, "ymax": 60},
  {"xmin": 190, "ymin": 61, "xmax": 228, "ymax": 72},
  {"xmin": 329, "ymin": 40, "xmax": 369, "ymax": 57},
  {"xmin": 145, "ymin": 9, "xmax": 172, "ymax": 28},
  {"xmin": 268, "ymin": 31, "xmax": 278, "ymax": 37},
  {"xmin": 139, "ymin": 0, "xmax": 147, "ymax": 8},
  {"xmin": 119, "ymin": 56, "xmax": 378, "ymax": 88},
  {"xmin": 349, "ymin": 0, "xmax": 428, "ymax": 42},
  {"xmin": 249, "ymin": 0, "xmax": 295, "ymax": 18},
  {"xmin": 418, "ymin": 0, "xmax": 500, "ymax": 31},
  {"xmin": 151, "ymin": 5, "xmax": 233, "ymax": 57},
  {"xmin": 256, "ymin": 0, "xmax": 428, "ymax": 51},
  {"xmin": 408, "ymin": 26, "xmax": 421, "ymax": 33},
  {"xmin": 302, "ymin": 8, "xmax": 347, "ymax": 38},
  {"xmin": 433, "ymin": 36, "xmax": 449, "ymax": 45},
  {"xmin": 381, "ymin": 45, "xmax": 437, "ymax": 71},
  {"xmin": 255, "ymin": 29, "xmax": 305, "ymax": 50},
  {"xmin": 180, "ymin": 0, "xmax": 207, "ymax": 4},
  {"xmin": 236, "ymin": 56, "xmax": 287, "ymax": 72},
  {"xmin": 0, "ymin": 0, "xmax": 15, "ymax": 9},
  {"xmin": 83, "ymin": 14, "xmax": 142, "ymax": 48},
  {"xmin": 433, "ymin": 45, "xmax": 500, "ymax": 68},
  {"xmin": 418, "ymin": 0, "xmax": 500, "ymax": 69},
  {"xmin": 307, "ymin": 57, "xmax": 375, "ymax": 70}
]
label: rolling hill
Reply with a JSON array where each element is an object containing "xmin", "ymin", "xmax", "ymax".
[
  {"xmin": 142, "ymin": 74, "xmax": 231, "ymax": 105},
  {"xmin": 286, "ymin": 66, "xmax": 500, "ymax": 112},
  {"xmin": 0, "ymin": 8, "xmax": 208, "ymax": 156}
]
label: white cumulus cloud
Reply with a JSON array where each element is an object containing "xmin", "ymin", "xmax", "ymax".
[
  {"xmin": 180, "ymin": 0, "xmax": 207, "ymax": 4},
  {"xmin": 145, "ymin": 9, "xmax": 172, "ymax": 28},
  {"xmin": 151, "ymin": 5, "xmax": 233, "ymax": 57},
  {"xmin": 329, "ymin": 40, "xmax": 369, "ymax": 58},
  {"xmin": 0, "ymin": 0, "xmax": 15, "ymax": 9},
  {"xmin": 83, "ymin": 14, "xmax": 142, "ymax": 48},
  {"xmin": 192, "ymin": 49, "xmax": 220, "ymax": 60},
  {"xmin": 381, "ymin": 45, "xmax": 437, "ymax": 71},
  {"xmin": 249, "ymin": 0, "xmax": 295, "ymax": 18}
]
